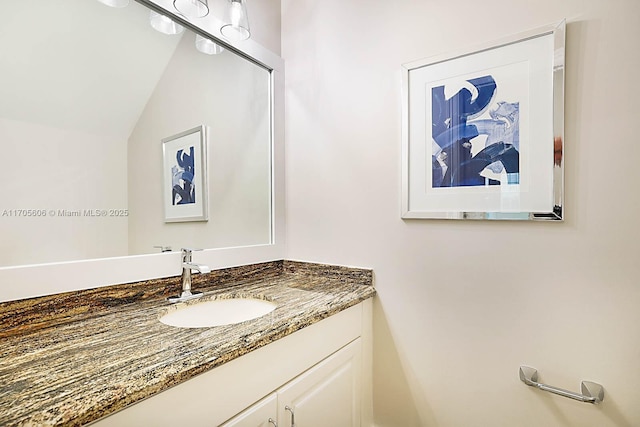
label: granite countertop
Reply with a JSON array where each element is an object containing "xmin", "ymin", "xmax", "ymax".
[{"xmin": 0, "ymin": 260, "xmax": 375, "ymax": 427}]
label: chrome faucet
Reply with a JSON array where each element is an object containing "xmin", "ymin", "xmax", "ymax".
[{"xmin": 167, "ymin": 248, "xmax": 211, "ymax": 303}]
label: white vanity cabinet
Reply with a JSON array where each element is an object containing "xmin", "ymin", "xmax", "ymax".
[
  {"xmin": 91, "ymin": 300, "xmax": 372, "ymax": 427},
  {"xmin": 277, "ymin": 338, "xmax": 362, "ymax": 427},
  {"xmin": 222, "ymin": 339, "xmax": 362, "ymax": 427},
  {"xmin": 220, "ymin": 394, "xmax": 278, "ymax": 427}
]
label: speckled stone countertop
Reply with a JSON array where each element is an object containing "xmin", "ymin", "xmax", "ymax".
[{"xmin": 0, "ymin": 260, "xmax": 375, "ymax": 427}]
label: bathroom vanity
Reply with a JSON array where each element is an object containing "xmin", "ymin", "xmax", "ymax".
[{"xmin": 0, "ymin": 261, "xmax": 375, "ymax": 426}]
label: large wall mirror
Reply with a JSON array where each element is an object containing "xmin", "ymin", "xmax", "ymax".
[{"xmin": 0, "ymin": 0, "xmax": 273, "ymax": 268}]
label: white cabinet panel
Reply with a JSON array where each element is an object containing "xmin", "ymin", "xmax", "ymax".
[
  {"xmin": 220, "ymin": 394, "xmax": 277, "ymax": 427},
  {"xmin": 277, "ymin": 340, "xmax": 361, "ymax": 427}
]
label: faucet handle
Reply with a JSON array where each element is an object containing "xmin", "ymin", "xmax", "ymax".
[
  {"xmin": 181, "ymin": 248, "xmax": 203, "ymax": 262},
  {"xmin": 180, "ymin": 248, "xmax": 203, "ymax": 253}
]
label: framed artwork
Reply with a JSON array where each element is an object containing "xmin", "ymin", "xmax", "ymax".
[
  {"xmin": 162, "ymin": 125, "xmax": 209, "ymax": 222},
  {"xmin": 401, "ymin": 20, "xmax": 565, "ymax": 220}
]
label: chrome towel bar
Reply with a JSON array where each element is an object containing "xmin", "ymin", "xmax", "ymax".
[{"xmin": 519, "ymin": 366, "xmax": 604, "ymax": 404}]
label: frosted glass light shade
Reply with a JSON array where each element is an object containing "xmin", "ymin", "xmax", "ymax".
[
  {"xmin": 149, "ymin": 11, "xmax": 184, "ymax": 35},
  {"xmin": 195, "ymin": 35, "xmax": 225, "ymax": 55},
  {"xmin": 96, "ymin": 0, "xmax": 129, "ymax": 7},
  {"xmin": 220, "ymin": 0, "xmax": 250, "ymax": 41},
  {"xmin": 174, "ymin": 0, "xmax": 209, "ymax": 19}
]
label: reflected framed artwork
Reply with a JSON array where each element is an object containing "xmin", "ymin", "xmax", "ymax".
[
  {"xmin": 401, "ymin": 20, "xmax": 565, "ymax": 220},
  {"xmin": 162, "ymin": 125, "xmax": 209, "ymax": 222}
]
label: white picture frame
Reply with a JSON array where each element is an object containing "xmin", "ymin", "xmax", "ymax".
[
  {"xmin": 401, "ymin": 21, "xmax": 565, "ymax": 220},
  {"xmin": 162, "ymin": 125, "xmax": 209, "ymax": 222}
]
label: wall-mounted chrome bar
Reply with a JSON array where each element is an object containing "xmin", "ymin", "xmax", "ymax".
[{"xmin": 519, "ymin": 366, "xmax": 604, "ymax": 404}]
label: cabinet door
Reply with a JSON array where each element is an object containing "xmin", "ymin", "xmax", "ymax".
[
  {"xmin": 219, "ymin": 393, "xmax": 278, "ymax": 427},
  {"xmin": 277, "ymin": 339, "xmax": 361, "ymax": 427}
]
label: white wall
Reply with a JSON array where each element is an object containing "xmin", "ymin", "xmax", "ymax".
[
  {"xmin": 0, "ymin": 117, "xmax": 128, "ymax": 266},
  {"xmin": 243, "ymin": 0, "xmax": 281, "ymax": 55},
  {"xmin": 282, "ymin": 0, "xmax": 640, "ymax": 426}
]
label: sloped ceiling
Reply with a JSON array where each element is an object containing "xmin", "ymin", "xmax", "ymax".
[{"xmin": 0, "ymin": 0, "xmax": 183, "ymax": 139}]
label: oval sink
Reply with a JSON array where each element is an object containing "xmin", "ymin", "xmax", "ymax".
[{"xmin": 160, "ymin": 298, "xmax": 277, "ymax": 328}]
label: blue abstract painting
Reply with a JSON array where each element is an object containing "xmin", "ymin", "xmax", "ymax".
[
  {"xmin": 171, "ymin": 146, "xmax": 196, "ymax": 205},
  {"xmin": 431, "ymin": 75, "xmax": 520, "ymax": 187}
]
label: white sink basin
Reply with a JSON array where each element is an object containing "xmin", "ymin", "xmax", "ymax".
[{"xmin": 160, "ymin": 298, "xmax": 277, "ymax": 328}]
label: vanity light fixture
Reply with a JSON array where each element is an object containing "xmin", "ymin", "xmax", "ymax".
[
  {"xmin": 195, "ymin": 35, "xmax": 225, "ymax": 55},
  {"xmin": 173, "ymin": 0, "xmax": 209, "ymax": 19},
  {"xmin": 96, "ymin": 0, "xmax": 129, "ymax": 7},
  {"xmin": 220, "ymin": 0, "xmax": 251, "ymax": 41},
  {"xmin": 149, "ymin": 10, "xmax": 185, "ymax": 35}
]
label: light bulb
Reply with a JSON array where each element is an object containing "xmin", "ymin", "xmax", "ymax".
[
  {"xmin": 230, "ymin": 2, "xmax": 242, "ymax": 26},
  {"xmin": 173, "ymin": 0, "xmax": 209, "ymax": 19},
  {"xmin": 149, "ymin": 11, "xmax": 184, "ymax": 35},
  {"xmin": 195, "ymin": 35, "xmax": 225, "ymax": 55},
  {"xmin": 220, "ymin": 0, "xmax": 250, "ymax": 41}
]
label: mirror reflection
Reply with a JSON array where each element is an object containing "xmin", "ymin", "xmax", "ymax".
[{"xmin": 0, "ymin": 0, "xmax": 272, "ymax": 267}]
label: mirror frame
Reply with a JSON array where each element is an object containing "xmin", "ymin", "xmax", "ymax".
[{"xmin": 0, "ymin": 0, "xmax": 285, "ymax": 302}]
